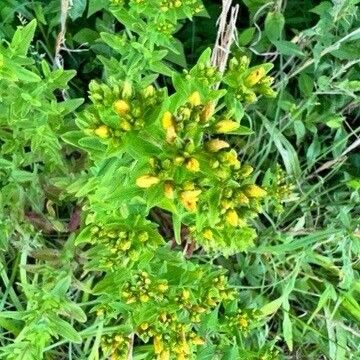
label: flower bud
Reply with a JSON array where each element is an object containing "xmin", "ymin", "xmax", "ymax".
[
  {"xmin": 121, "ymin": 80, "xmax": 132, "ymax": 99},
  {"xmin": 164, "ymin": 181, "xmax": 174, "ymax": 199},
  {"xmin": 200, "ymin": 102, "xmax": 215, "ymax": 122},
  {"xmin": 185, "ymin": 158, "xmax": 200, "ymax": 172},
  {"xmin": 244, "ymin": 184, "xmax": 267, "ymax": 198},
  {"xmin": 214, "ymin": 119, "xmax": 240, "ymax": 134},
  {"xmin": 136, "ymin": 175, "xmax": 160, "ymax": 188},
  {"xmin": 180, "ymin": 190, "xmax": 201, "ymax": 212},
  {"xmin": 94, "ymin": 125, "xmax": 110, "ymax": 138},
  {"xmin": 143, "ymin": 85, "xmax": 155, "ymax": 98},
  {"xmin": 245, "ymin": 67, "xmax": 266, "ymax": 87},
  {"xmin": 202, "ymin": 229, "xmax": 213, "ymax": 240},
  {"xmin": 225, "ymin": 209, "xmax": 239, "ymax": 227},
  {"xmin": 114, "ymin": 99, "xmax": 130, "ymax": 115},
  {"xmin": 206, "ymin": 139, "xmax": 230, "ymax": 152},
  {"xmin": 188, "ymin": 91, "xmax": 201, "ymax": 106}
]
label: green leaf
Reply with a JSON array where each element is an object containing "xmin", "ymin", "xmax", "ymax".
[
  {"xmin": 48, "ymin": 314, "xmax": 82, "ymax": 343},
  {"xmin": 273, "ymin": 40, "xmax": 304, "ymax": 57},
  {"xmin": 238, "ymin": 27, "xmax": 256, "ymax": 46},
  {"xmin": 265, "ymin": 11, "xmax": 285, "ymax": 42},
  {"xmin": 69, "ymin": 0, "xmax": 87, "ymax": 20},
  {"xmin": 10, "ymin": 19, "xmax": 37, "ymax": 56},
  {"xmin": 88, "ymin": 0, "xmax": 108, "ymax": 17}
]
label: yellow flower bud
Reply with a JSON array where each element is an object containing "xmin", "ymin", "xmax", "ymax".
[
  {"xmin": 240, "ymin": 164, "xmax": 254, "ymax": 177},
  {"xmin": 162, "ymin": 111, "xmax": 177, "ymax": 143},
  {"xmin": 162, "ymin": 111, "xmax": 173, "ymax": 129},
  {"xmin": 192, "ymin": 336, "xmax": 205, "ymax": 345},
  {"xmin": 236, "ymin": 192, "xmax": 249, "ymax": 205},
  {"xmin": 159, "ymin": 349, "xmax": 170, "ymax": 360},
  {"xmin": 136, "ymin": 175, "xmax": 160, "ymax": 188},
  {"xmin": 201, "ymin": 102, "xmax": 215, "ymax": 122},
  {"xmin": 143, "ymin": 85, "xmax": 155, "ymax": 97},
  {"xmin": 120, "ymin": 241, "xmax": 131, "ymax": 251},
  {"xmin": 114, "ymin": 99, "xmax": 130, "ymax": 115},
  {"xmin": 140, "ymin": 294, "xmax": 150, "ymax": 303},
  {"xmin": 206, "ymin": 139, "xmax": 230, "ymax": 152},
  {"xmin": 245, "ymin": 67, "xmax": 266, "ymax": 87},
  {"xmin": 182, "ymin": 289, "xmax": 190, "ymax": 300},
  {"xmin": 244, "ymin": 184, "xmax": 267, "ymax": 198},
  {"xmin": 214, "ymin": 119, "xmax": 240, "ymax": 134},
  {"xmin": 164, "ymin": 181, "xmax": 174, "ymax": 199},
  {"xmin": 158, "ymin": 283, "xmax": 169, "ymax": 292},
  {"xmin": 188, "ymin": 91, "xmax": 201, "ymax": 106},
  {"xmin": 180, "ymin": 190, "xmax": 201, "ymax": 212},
  {"xmin": 238, "ymin": 316, "xmax": 249, "ymax": 329},
  {"xmin": 154, "ymin": 335, "xmax": 164, "ymax": 354},
  {"xmin": 202, "ymin": 229, "xmax": 213, "ymax": 240},
  {"xmin": 94, "ymin": 125, "xmax": 109, "ymax": 138},
  {"xmin": 140, "ymin": 322, "xmax": 149, "ymax": 331},
  {"xmin": 225, "ymin": 209, "xmax": 239, "ymax": 227},
  {"xmin": 185, "ymin": 158, "xmax": 200, "ymax": 172},
  {"xmin": 119, "ymin": 120, "xmax": 132, "ymax": 131}
]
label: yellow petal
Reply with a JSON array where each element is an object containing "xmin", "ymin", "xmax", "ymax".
[
  {"xmin": 154, "ymin": 335, "xmax": 164, "ymax": 354},
  {"xmin": 136, "ymin": 175, "xmax": 160, "ymax": 188},
  {"xmin": 162, "ymin": 111, "xmax": 174, "ymax": 130},
  {"xmin": 180, "ymin": 190, "xmax": 201, "ymax": 212}
]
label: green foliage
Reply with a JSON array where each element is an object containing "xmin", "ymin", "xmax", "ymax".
[{"xmin": 0, "ymin": 0, "xmax": 359, "ymax": 359}]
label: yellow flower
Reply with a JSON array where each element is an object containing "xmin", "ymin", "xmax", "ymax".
[
  {"xmin": 185, "ymin": 158, "xmax": 200, "ymax": 172},
  {"xmin": 114, "ymin": 99, "xmax": 130, "ymax": 115},
  {"xmin": 214, "ymin": 119, "xmax": 240, "ymax": 134},
  {"xmin": 136, "ymin": 175, "xmax": 160, "ymax": 188},
  {"xmin": 225, "ymin": 209, "xmax": 239, "ymax": 227},
  {"xmin": 180, "ymin": 190, "xmax": 201, "ymax": 212},
  {"xmin": 206, "ymin": 139, "xmax": 230, "ymax": 152},
  {"xmin": 143, "ymin": 85, "xmax": 155, "ymax": 98},
  {"xmin": 245, "ymin": 67, "xmax": 266, "ymax": 87},
  {"xmin": 244, "ymin": 184, "xmax": 267, "ymax": 198},
  {"xmin": 154, "ymin": 335, "xmax": 164, "ymax": 354},
  {"xmin": 94, "ymin": 125, "xmax": 109, "ymax": 138},
  {"xmin": 188, "ymin": 91, "xmax": 201, "ymax": 106},
  {"xmin": 164, "ymin": 181, "xmax": 174, "ymax": 199}
]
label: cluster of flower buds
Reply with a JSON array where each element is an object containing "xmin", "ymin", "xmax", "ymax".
[
  {"xmin": 225, "ymin": 56, "xmax": 276, "ymax": 104},
  {"xmin": 86, "ymin": 80, "xmax": 163, "ymax": 139},
  {"xmin": 156, "ymin": 19, "xmax": 176, "ymax": 35},
  {"xmin": 152, "ymin": 322, "xmax": 205, "ymax": 360},
  {"xmin": 101, "ymin": 334, "xmax": 130, "ymax": 360},
  {"xmin": 121, "ymin": 271, "xmax": 169, "ymax": 304},
  {"xmin": 88, "ymin": 225, "xmax": 159, "ymax": 267},
  {"xmin": 226, "ymin": 309, "xmax": 260, "ymax": 333},
  {"xmin": 265, "ymin": 164, "xmax": 298, "ymax": 214},
  {"xmin": 159, "ymin": 0, "xmax": 203, "ymax": 14},
  {"xmin": 184, "ymin": 62, "xmax": 221, "ymax": 86}
]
